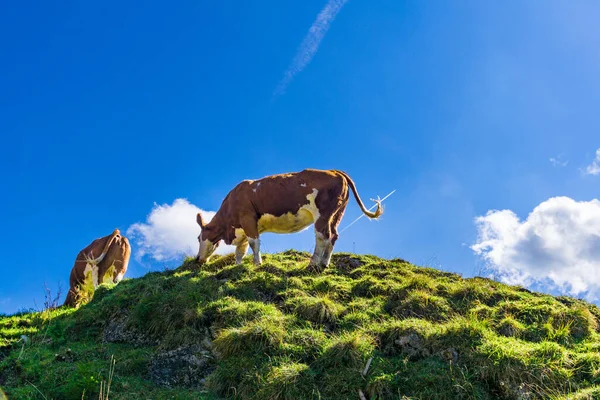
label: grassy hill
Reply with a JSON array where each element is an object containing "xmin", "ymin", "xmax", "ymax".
[{"xmin": 1, "ymin": 251, "xmax": 600, "ymax": 399}]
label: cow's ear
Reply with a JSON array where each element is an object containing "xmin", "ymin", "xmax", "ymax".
[{"xmin": 196, "ymin": 212, "xmax": 205, "ymax": 228}]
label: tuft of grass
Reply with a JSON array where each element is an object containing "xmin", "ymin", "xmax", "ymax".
[
  {"xmin": 256, "ymin": 362, "xmax": 315, "ymax": 400},
  {"xmin": 284, "ymin": 293, "xmax": 346, "ymax": 326},
  {"xmin": 351, "ymin": 276, "xmax": 401, "ymax": 297},
  {"xmin": 316, "ymin": 331, "xmax": 375, "ymax": 370},
  {"xmin": 213, "ymin": 317, "xmax": 286, "ymax": 358},
  {"xmin": 283, "ymin": 328, "xmax": 328, "ymax": 361},
  {"xmin": 496, "ymin": 316, "xmax": 526, "ymax": 338},
  {"xmin": 203, "ymin": 296, "xmax": 284, "ymax": 330},
  {"xmin": 385, "ymin": 289, "xmax": 452, "ymax": 321}
]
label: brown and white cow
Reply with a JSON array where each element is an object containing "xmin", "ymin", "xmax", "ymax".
[
  {"xmin": 64, "ymin": 228, "xmax": 131, "ymax": 307},
  {"xmin": 196, "ymin": 169, "xmax": 383, "ymax": 269}
]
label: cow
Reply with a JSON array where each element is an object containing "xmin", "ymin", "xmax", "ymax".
[
  {"xmin": 64, "ymin": 228, "xmax": 131, "ymax": 307},
  {"xmin": 195, "ymin": 169, "xmax": 383, "ymax": 270}
]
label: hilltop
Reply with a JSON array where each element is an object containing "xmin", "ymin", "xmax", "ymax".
[{"xmin": 1, "ymin": 251, "xmax": 599, "ymax": 399}]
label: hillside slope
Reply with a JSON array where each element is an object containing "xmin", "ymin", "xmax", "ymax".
[{"xmin": 1, "ymin": 251, "xmax": 600, "ymax": 399}]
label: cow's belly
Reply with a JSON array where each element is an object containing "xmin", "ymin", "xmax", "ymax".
[
  {"xmin": 257, "ymin": 188, "xmax": 320, "ymax": 234},
  {"xmin": 258, "ymin": 208, "xmax": 315, "ymax": 234}
]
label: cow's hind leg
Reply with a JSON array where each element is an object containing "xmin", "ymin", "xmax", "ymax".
[
  {"xmin": 308, "ymin": 181, "xmax": 348, "ymax": 272},
  {"xmin": 313, "ymin": 220, "xmax": 341, "ymax": 270},
  {"xmin": 309, "ymin": 230, "xmax": 328, "ymax": 269},
  {"xmin": 322, "ymin": 203, "xmax": 347, "ymax": 267},
  {"xmin": 308, "ymin": 217, "xmax": 335, "ymax": 272},
  {"xmin": 248, "ymin": 237, "xmax": 262, "ymax": 265}
]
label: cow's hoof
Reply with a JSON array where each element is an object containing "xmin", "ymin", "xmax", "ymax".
[{"xmin": 305, "ymin": 262, "xmax": 325, "ymax": 274}]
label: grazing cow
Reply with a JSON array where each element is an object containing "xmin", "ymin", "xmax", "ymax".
[
  {"xmin": 64, "ymin": 228, "xmax": 131, "ymax": 307},
  {"xmin": 196, "ymin": 169, "xmax": 383, "ymax": 269}
]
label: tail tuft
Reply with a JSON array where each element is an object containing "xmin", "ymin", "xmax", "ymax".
[{"xmin": 369, "ymin": 197, "xmax": 384, "ymax": 218}]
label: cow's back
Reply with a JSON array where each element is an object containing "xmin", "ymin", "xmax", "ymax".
[{"xmin": 236, "ymin": 169, "xmax": 341, "ymax": 218}]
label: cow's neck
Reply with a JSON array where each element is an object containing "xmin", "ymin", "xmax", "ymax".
[
  {"xmin": 209, "ymin": 212, "xmax": 237, "ymax": 245},
  {"xmin": 205, "ymin": 214, "xmax": 226, "ymax": 240}
]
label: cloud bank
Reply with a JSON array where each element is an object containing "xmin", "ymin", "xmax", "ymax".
[
  {"xmin": 273, "ymin": 0, "xmax": 348, "ymax": 97},
  {"xmin": 127, "ymin": 198, "xmax": 234, "ymax": 263},
  {"xmin": 584, "ymin": 148, "xmax": 600, "ymax": 175},
  {"xmin": 471, "ymin": 196, "xmax": 600, "ymax": 301}
]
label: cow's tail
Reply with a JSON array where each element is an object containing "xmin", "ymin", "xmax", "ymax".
[{"xmin": 334, "ymin": 170, "xmax": 383, "ymax": 219}]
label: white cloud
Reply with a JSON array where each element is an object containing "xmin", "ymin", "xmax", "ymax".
[
  {"xmin": 273, "ymin": 0, "xmax": 348, "ymax": 98},
  {"xmin": 471, "ymin": 196, "xmax": 600, "ymax": 301},
  {"xmin": 549, "ymin": 154, "xmax": 568, "ymax": 167},
  {"xmin": 584, "ymin": 148, "xmax": 600, "ymax": 175},
  {"xmin": 127, "ymin": 198, "xmax": 234, "ymax": 263}
]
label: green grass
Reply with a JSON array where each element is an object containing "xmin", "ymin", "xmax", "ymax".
[{"xmin": 1, "ymin": 252, "xmax": 599, "ymax": 399}]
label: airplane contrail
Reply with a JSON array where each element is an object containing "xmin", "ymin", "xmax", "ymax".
[
  {"xmin": 273, "ymin": 0, "xmax": 349, "ymax": 98},
  {"xmin": 339, "ymin": 189, "xmax": 397, "ymax": 233}
]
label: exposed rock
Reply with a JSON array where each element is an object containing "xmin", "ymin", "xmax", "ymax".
[
  {"xmin": 150, "ymin": 344, "xmax": 215, "ymax": 388},
  {"xmin": 499, "ymin": 382, "xmax": 533, "ymax": 400},
  {"xmin": 102, "ymin": 313, "xmax": 158, "ymax": 346},
  {"xmin": 332, "ymin": 254, "xmax": 364, "ymax": 272},
  {"xmin": 394, "ymin": 333, "xmax": 423, "ymax": 358}
]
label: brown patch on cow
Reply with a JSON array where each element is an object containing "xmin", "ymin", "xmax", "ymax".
[
  {"xmin": 195, "ymin": 169, "xmax": 384, "ymax": 270},
  {"xmin": 64, "ymin": 228, "xmax": 131, "ymax": 307}
]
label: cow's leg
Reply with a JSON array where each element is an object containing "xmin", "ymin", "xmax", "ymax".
[
  {"xmin": 320, "ymin": 234, "xmax": 335, "ymax": 268},
  {"xmin": 235, "ymin": 241, "xmax": 249, "ymax": 264},
  {"xmin": 309, "ymin": 216, "xmax": 334, "ymax": 271},
  {"xmin": 240, "ymin": 217, "xmax": 261, "ymax": 265},
  {"xmin": 309, "ymin": 230, "xmax": 328, "ymax": 267},
  {"xmin": 321, "ymin": 203, "xmax": 347, "ymax": 267},
  {"xmin": 248, "ymin": 237, "xmax": 262, "ymax": 265},
  {"xmin": 309, "ymin": 193, "xmax": 349, "ymax": 270},
  {"xmin": 311, "ymin": 223, "xmax": 336, "ymax": 269}
]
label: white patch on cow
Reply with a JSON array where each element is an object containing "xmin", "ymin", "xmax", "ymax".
[
  {"xmin": 83, "ymin": 263, "xmax": 99, "ymax": 289},
  {"xmin": 257, "ymin": 182, "xmax": 261, "ymax": 187},
  {"xmin": 322, "ymin": 237, "xmax": 334, "ymax": 266},
  {"xmin": 115, "ymin": 272, "xmax": 125, "ymax": 283},
  {"xmin": 252, "ymin": 188, "xmax": 257, "ymax": 193},
  {"xmin": 301, "ymin": 183, "xmax": 307, "ymax": 187},
  {"xmin": 197, "ymin": 238, "xmax": 216, "ymax": 262},
  {"xmin": 257, "ymin": 189, "xmax": 321, "ymax": 234},
  {"xmin": 310, "ymin": 231, "xmax": 328, "ymax": 266},
  {"xmin": 231, "ymin": 228, "xmax": 247, "ymax": 246}
]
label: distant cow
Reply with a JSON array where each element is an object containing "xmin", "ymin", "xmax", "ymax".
[
  {"xmin": 64, "ymin": 229, "xmax": 131, "ymax": 307},
  {"xmin": 196, "ymin": 169, "xmax": 383, "ymax": 270}
]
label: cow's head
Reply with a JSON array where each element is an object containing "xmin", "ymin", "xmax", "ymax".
[{"xmin": 196, "ymin": 213, "xmax": 221, "ymax": 264}]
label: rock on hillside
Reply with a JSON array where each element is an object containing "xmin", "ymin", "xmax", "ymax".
[{"xmin": 1, "ymin": 251, "xmax": 600, "ymax": 399}]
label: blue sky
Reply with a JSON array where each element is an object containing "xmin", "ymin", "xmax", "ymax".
[{"xmin": 2, "ymin": 1, "xmax": 600, "ymax": 314}]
